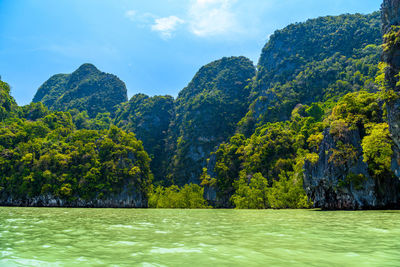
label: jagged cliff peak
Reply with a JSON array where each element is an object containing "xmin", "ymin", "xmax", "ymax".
[
  {"xmin": 382, "ymin": 0, "xmax": 400, "ymax": 33},
  {"xmin": 167, "ymin": 56, "xmax": 256, "ymax": 186},
  {"xmin": 33, "ymin": 63, "xmax": 128, "ymax": 118}
]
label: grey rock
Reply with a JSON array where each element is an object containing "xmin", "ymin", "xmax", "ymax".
[
  {"xmin": 0, "ymin": 187, "xmax": 147, "ymax": 208},
  {"xmin": 304, "ymin": 128, "xmax": 400, "ymax": 209},
  {"xmin": 382, "ymin": 0, "xmax": 400, "ymax": 176}
]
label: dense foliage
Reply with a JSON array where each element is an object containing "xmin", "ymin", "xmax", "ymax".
[
  {"xmin": 202, "ymin": 102, "xmax": 324, "ymax": 208},
  {"xmin": 238, "ymin": 12, "xmax": 382, "ymax": 135},
  {"xmin": 199, "ymin": 12, "xmax": 389, "ymax": 209},
  {"xmin": 2, "ymin": 11, "xmax": 397, "ymax": 209},
  {"xmin": 0, "ymin": 94, "xmax": 152, "ymax": 204},
  {"xmin": 254, "ymin": 12, "xmax": 381, "ymax": 93},
  {"xmin": 148, "ymin": 184, "xmax": 210, "ymax": 208},
  {"xmin": 0, "ymin": 79, "xmax": 17, "ymax": 121},
  {"xmin": 239, "ymin": 45, "xmax": 382, "ymax": 134},
  {"xmin": 33, "ymin": 63, "xmax": 128, "ymax": 118},
  {"xmin": 203, "ymin": 87, "xmax": 394, "ymax": 208}
]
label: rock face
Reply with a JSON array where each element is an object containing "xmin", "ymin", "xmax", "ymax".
[
  {"xmin": 302, "ymin": 1, "xmax": 400, "ymax": 210},
  {"xmin": 382, "ymin": 0, "xmax": 400, "ymax": 177},
  {"xmin": 0, "ymin": 187, "xmax": 147, "ymax": 208},
  {"xmin": 33, "ymin": 63, "xmax": 128, "ymax": 118},
  {"xmin": 304, "ymin": 129, "xmax": 376, "ymax": 209},
  {"xmin": 167, "ymin": 56, "xmax": 256, "ymax": 186},
  {"xmin": 114, "ymin": 94, "xmax": 175, "ymax": 182},
  {"xmin": 304, "ymin": 127, "xmax": 400, "ymax": 209},
  {"xmin": 382, "ymin": 0, "xmax": 400, "ymax": 33},
  {"xmin": 255, "ymin": 13, "xmax": 381, "ymax": 93}
]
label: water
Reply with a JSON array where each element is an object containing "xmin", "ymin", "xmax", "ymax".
[{"xmin": 0, "ymin": 208, "xmax": 399, "ymax": 266}]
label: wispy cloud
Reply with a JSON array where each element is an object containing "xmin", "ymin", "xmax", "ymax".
[
  {"xmin": 151, "ymin": 16, "xmax": 185, "ymax": 39},
  {"xmin": 188, "ymin": 0, "xmax": 238, "ymax": 37},
  {"xmin": 124, "ymin": 0, "xmax": 240, "ymax": 39},
  {"xmin": 125, "ymin": 10, "xmax": 136, "ymax": 21}
]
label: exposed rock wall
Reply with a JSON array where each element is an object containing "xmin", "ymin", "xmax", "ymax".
[
  {"xmin": 382, "ymin": 0, "xmax": 400, "ymax": 177},
  {"xmin": 304, "ymin": 129, "xmax": 377, "ymax": 209},
  {"xmin": 304, "ymin": 127, "xmax": 400, "ymax": 209},
  {"xmin": 302, "ymin": 0, "xmax": 400, "ymax": 210},
  {"xmin": 382, "ymin": 0, "xmax": 400, "ymax": 33},
  {"xmin": 0, "ymin": 188, "xmax": 147, "ymax": 208},
  {"xmin": 167, "ymin": 56, "xmax": 256, "ymax": 186}
]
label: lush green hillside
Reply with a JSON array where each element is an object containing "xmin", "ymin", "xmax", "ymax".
[
  {"xmin": 202, "ymin": 11, "xmax": 399, "ymax": 209},
  {"xmin": 0, "ymin": 82, "xmax": 152, "ymax": 207},
  {"xmin": 166, "ymin": 56, "xmax": 256, "ymax": 186},
  {"xmin": 202, "ymin": 102, "xmax": 324, "ymax": 208},
  {"xmin": 0, "ymin": 79, "xmax": 17, "ymax": 120},
  {"xmin": 2, "ymin": 10, "xmax": 399, "ymax": 209},
  {"xmin": 114, "ymin": 94, "xmax": 174, "ymax": 183},
  {"xmin": 254, "ymin": 12, "xmax": 381, "ymax": 94},
  {"xmin": 203, "ymin": 87, "xmax": 398, "ymax": 208},
  {"xmin": 238, "ymin": 12, "xmax": 382, "ymax": 135},
  {"xmin": 238, "ymin": 45, "xmax": 382, "ymax": 134},
  {"xmin": 33, "ymin": 63, "xmax": 128, "ymax": 118}
]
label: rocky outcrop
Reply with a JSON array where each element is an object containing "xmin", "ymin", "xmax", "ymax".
[
  {"xmin": 0, "ymin": 187, "xmax": 147, "ymax": 208},
  {"xmin": 382, "ymin": 0, "xmax": 400, "ymax": 33},
  {"xmin": 382, "ymin": 0, "xmax": 400, "ymax": 177},
  {"xmin": 302, "ymin": 0, "xmax": 400, "ymax": 210},
  {"xmin": 304, "ymin": 129, "xmax": 374, "ymax": 209},
  {"xmin": 167, "ymin": 56, "xmax": 256, "ymax": 186},
  {"xmin": 33, "ymin": 63, "xmax": 128, "ymax": 118},
  {"xmin": 114, "ymin": 94, "xmax": 175, "ymax": 182},
  {"xmin": 304, "ymin": 128, "xmax": 400, "ymax": 209},
  {"xmin": 202, "ymin": 153, "xmax": 226, "ymax": 208}
]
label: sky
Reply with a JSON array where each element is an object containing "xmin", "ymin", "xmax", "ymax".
[{"xmin": 0, "ymin": 0, "xmax": 381, "ymax": 105}]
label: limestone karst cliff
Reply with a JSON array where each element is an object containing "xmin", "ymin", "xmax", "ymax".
[
  {"xmin": 3, "ymin": 8, "xmax": 400, "ymax": 209},
  {"xmin": 33, "ymin": 63, "xmax": 128, "ymax": 118},
  {"xmin": 300, "ymin": 2, "xmax": 400, "ymax": 209},
  {"xmin": 382, "ymin": 0, "xmax": 400, "ymax": 177}
]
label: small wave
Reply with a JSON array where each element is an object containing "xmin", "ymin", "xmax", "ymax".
[
  {"xmin": 114, "ymin": 241, "xmax": 138, "ymax": 246},
  {"xmin": 371, "ymin": 228, "xmax": 389, "ymax": 233},
  {"xmin": 5, "ymin": 258, "xmax": 59, "ymax": 267},
  {"xmin": 109, "ymin": 224, "xmax": 135, "ymax": 229},
  {"xmin": 155, "ymin": 230, "xmax": 169, "ymax": 234},
  {"xmin": 6, "ymin": 219, "xmax": 26, "ymax": 222},
  {"xmin": 150, "ymin": 247, "xmax": 202, "ymax": 254}
]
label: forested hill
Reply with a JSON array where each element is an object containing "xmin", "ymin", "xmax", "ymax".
[
  {"xmin": 2, "ymin": 9, "xmax": 400, "ymax": 209},
  {"xmin": 1, "ymin": 80, "xmax": 154, "ymax": 207},
  {"xmin": 255, "ymin": 12, "xmax": 381, "ymax": 92},
  {"xmin": 200, "ymin": 10, "xmax": 400, "ymax": 209},
  {"xmin": 238, "ymin": 12, "xmax": 382, "ymax": 134},
  {"xmin": 33, "ymin": 63, "xmax": 128, "ymax": 118}
]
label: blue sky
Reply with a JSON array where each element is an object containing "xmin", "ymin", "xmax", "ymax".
[{"xmin": 0, "ymin": 0, "xmax": 381, "ymax": 105}]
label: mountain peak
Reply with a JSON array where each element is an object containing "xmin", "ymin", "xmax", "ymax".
[
  {"xmin": 33, "ymin": 64, "xmax": 127, "ymax": 117},
  {"xmin": 72, "ymin": 63, "xmax": 100, "ymax": 76}
]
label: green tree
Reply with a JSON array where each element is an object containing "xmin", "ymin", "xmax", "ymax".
[{"xmin": 361, "ymin": 123, "xmax": 393, "ymax": 177}]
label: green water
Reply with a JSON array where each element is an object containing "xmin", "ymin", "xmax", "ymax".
[{"xmin": 0, "ymin": 208, "xmax": 399, "ymax": 266}]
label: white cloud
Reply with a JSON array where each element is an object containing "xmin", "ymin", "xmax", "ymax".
[
  {"xmin": 125, "ymin": 10, "xmax": 136, "ymax": 21},
  {"xmin": 151, "ymin": 16, "xmax": 185, "ymax": 39},
  {"xmin": 188, "ymin": 0, "xmax": 238, "ymax": 37},
  {"xmin": 125, "ymin": 0, "xmax": 240, "ymax": 39}
]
